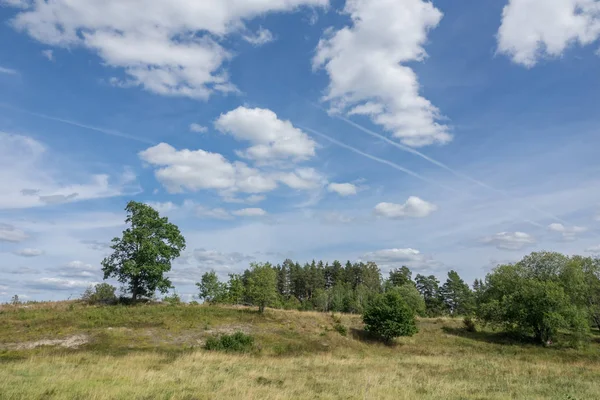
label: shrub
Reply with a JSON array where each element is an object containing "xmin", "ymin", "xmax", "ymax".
[
  {"xmin": 81, "ymin": 283, "xmax": 117, "ymax": 305},
  {"xmin": 333, "ymin": 323, "xmax": 347, "ymax": 337},
  {"xmin": 204, "ymin": 331, "xmax": 254, "ymax": 353},
  {"xmin": 363, "ymin": 290, "xmax": 418, "ymax": 342},
  {"xmin": 10, "ymin": 295, "xmax": 20, "ymax": 306},
  {"xmin": 463, "ymin": 316, "xmax": 476, "ymax": 332},
  {"xmin": 162, "ymin": 292, "xmax": 181, "ymax": 305}
]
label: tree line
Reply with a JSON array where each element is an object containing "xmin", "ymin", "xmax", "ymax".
[{"xmin": 95, "ymin": 201, "xmax": 600, "ymax": 344}]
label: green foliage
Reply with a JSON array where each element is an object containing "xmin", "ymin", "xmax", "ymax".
[
  {"xmin": 101, "ymin": 201, "xmax": 186, "ymax": 301},
  {"xmin": 478, "ymin": 252, "xmax": 590, "ymax": 344},
  {"xmin": 226, "ymin": 273, "xmax": 245, "ymax": 305},
  {"xmin": 196, "ymin": 271, "xmax": 227, "ymax": 304},
  {"xmin": 415, "ymin": 274, "xmax": 445, "ymax": 317},
  {"xmin": 363, "ymin": 290, "xmax": 418, "ymax": 342},
  {"xmin": 333, "ymin": 323, "xmax": 347, "ymax": 336},
  {"xmin": 81, "ymin": 283, "xmax": 117, "ymax": 305},
  {"xmin": 388, "ymin": 266, "xmax": 413, "ymax": 287},
  {"xmin": 162, "ymin": 292, "xmax": 181, "ymax": 305},
  {"xmin": 204, "ymin": 331, "xmax": 254, "ymax": 353},
  {"xmin": 440, "ymin": 270, "xmax": 474, "ymax": 316},
  {"xmin": 246, "ymin": 263, "xmax": 278, "ymax": 313},
  {"xmin": 388, "ymin": 284, "xmax": 426, "ymax": 317},
  {"xmin": 463, "ymin": 316, "xmax": 476, "ymax": 332}
]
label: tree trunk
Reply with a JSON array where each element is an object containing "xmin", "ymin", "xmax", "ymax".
[{"xmin": 259, "ymin": 304, "xmax": 265, "ymax": 313}]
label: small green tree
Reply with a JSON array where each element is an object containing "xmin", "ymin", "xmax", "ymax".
[
  {"xmin": 363, "ymin": 290, "xmax": 418, "ymax": 342},
  {"xmin": 81, "ymin": 283, "xmax": 117, "ymax": 304},
  {"xmin": 415, "ymin": 274, "xmax": 445, "ymax": 316},
  {"xmin": 389, "ymin": 284, "xmax": 426, "ymax": 317},
  {"xmin": 226, "ymin": 273, "xmax": 245, "ymax": 305},
  {"xmin": 101, "ymin": 201, "xmax": 186, "ymax": 302},
  {"xmin": 388, "ymin": 266, "xmax": 413, "ymax": 287},
  {"xmin": 196, "ymin": 271, "xmax": 226, "ymax": 304},
  {"xmin": 246, "ymin": 263, "xmax": 278, "ymax": 313},
  {"xmin": 440, "ymin": 270, "xmax": 474, "ymax": 316},
  {"xmin": 478, "ymin": 258, "xmax": 589, "ymax": 344}
]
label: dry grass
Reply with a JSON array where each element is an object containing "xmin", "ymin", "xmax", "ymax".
[{"xmin": 1, "ymin": 302, "xmax": 600, "ymax": 399}]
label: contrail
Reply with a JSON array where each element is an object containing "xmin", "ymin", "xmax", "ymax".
[
  {"xmin": 300, "ymin": 125, "xmax": 459, "ymax": 193},
  {"xmin": 308, "ymin": 101, "xmax": 575, "ymax": 227},
  {"xmin": 0, "ymin": 103, "xmax": 155, "ymax": 145}
]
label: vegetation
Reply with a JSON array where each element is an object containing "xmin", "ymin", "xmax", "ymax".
[
  {"xmin": 81, "ymin": 283, "xmax": 117, "ymax": 305},
  {"xmin": 205, "ymin": 331, "xmax": 255, "ymax": 353},
  {"xmin": 1, "ymin": 302, "xmax": 600, "ymax": 399},
  {"xmin": 245, "ymin": 263, "xmax": 278, "ymax": 313},
  {"xmin": 101, "ymin": 201, "xmax": 186, "ymax": 302},
  {"xmin": 363, "ymin": 290, "xmax": 418, "ymax": 341}
]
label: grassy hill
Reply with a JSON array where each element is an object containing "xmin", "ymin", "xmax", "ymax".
[{"xmin": 1, "ymin": 302, "xmax": 600, "ymax": 399}]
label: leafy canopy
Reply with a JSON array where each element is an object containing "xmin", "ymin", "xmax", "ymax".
[
  {"xmin": 363, "ymin": 290, "xmax": 418, "ymax": 341},
  {"xmin": 101, "ymin": 201, "xmax": 185, "ymax": 301},
  {"xmin": 246, "ymin": 263, "xmax": 278, "ymax": 313}
]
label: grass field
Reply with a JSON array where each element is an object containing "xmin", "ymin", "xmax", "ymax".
[{"xmin": 1, "ymin": 302, "xmax": 600, "ymax": 399}]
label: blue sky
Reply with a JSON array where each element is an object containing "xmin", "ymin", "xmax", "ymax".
[{"xmin": 1, "ymin": 0, "xmax": 600, "ymax": 302}]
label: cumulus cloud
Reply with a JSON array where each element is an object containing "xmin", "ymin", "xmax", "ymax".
[
  {"xmin": 194, "ymin": 206, "xmax": 233, "ymax": 220},
  {"xmin": 215, "ymin": 107, "xmax": 317, "ymax": 163},
  {"xmin": 313, "ymin": 0, "xmax": 451, "ymax": 147},
  {"xmin": 54, "ymin": 261, "xmax": 99, "ymax": 279},
  {"xmin": 480, "ymin": 231, "xmax": 536, "ymax": 250},
  {"xmin": 497, "ymin": 0, "xmax": 600, "ymax": 67},
  {"xmin": 232, "ymin": 208, "xmax": 267, "ymax": 217},
  {"xmin": 327, "ymin": 182, "xmax": 357, "ymax": 196},
  {"xmin": 547, "ymin": 223, "xmax": 587, "ymax": 241},
  {"xmin": 374, "ymin": 196, "xmax": 437, "ymax": 219},
  {"xmin": 14, "ymin": 248, "xmax": 44, "ymax": 257},
  {"xmin": 361, "ymin": 248, "xmax": 440, "ymax": 271},
  {"xmin": 242, "ymin": 27, "xmax": 275, "ymax": 46},
  {"xmin": 139, "ymin": 142, "xmax": 324, "ymax": 198},
  {"xmin": 0, "ymin": 223, "xmax": 28, "ymax": 242},
  {"xmin": 145, "ymin": 201, "xmax": 178, "ymax": 214},
  {"xmin": 586, "ymin": 244, "xmax": 600, "ymax": 253},
  {"xmin": 6, "ymin": 0, "xmax": 327, "ymax": 99},
  {"xmin": 189, "ymin": 123, "xmax": 208, "ymax": 133},
  {"xmin": 175, "ymin": 248, "xmax": 255, "ymax": 277}
]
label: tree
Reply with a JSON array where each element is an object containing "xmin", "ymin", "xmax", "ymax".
[
  {"xmin": 389, "ymin": 284, "xmax": 426, "ymax": 317},
  {"xmin": 81, "ymin": 283, "xmax": 117, "ymax": 304},
  {"xmin": 196, "ymin": 271, "xmax": 226, "ymax": 304},
  {"xmin": 101, "ymin": 201, "xmax": 186, "ymax": 302},
  {"xmin": 388, "ymin": 266, "xmax": 413, "ymax": 287},
  {"xmin": 246, "ymin": 263, "xmax": 278, "ymax": 313},
  {"xmin": 363, "ymin": 290, "xmax": 418, "ymax": 342},
  {"xmin": 415, "ymin": 274, "xmax": 445, "ymax": 316},
  {"xmin": 226, "ymin": 273, "xmax": 245, "ymax": 305},
  {"xmin": 478, "ymin": 257, "xmax": 589, "ymax": 344},
  {"xmin": 440, "ymin": 270, "xmax": 474, "ymax": 315}
]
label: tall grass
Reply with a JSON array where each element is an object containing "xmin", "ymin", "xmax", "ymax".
[{"xmin": 1, "ymin": 302, "xmax": 599, "ymax": 399}]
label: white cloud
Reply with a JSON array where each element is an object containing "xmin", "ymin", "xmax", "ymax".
[
  {"xmin": 215, "ymin": 107, "xmax": 317, "ymax": 163},
  {"xmin": 195, "ymin": 206, "xmax": 233, "ymax": 220},
  {"xmin": 327, "ymin": 182, "xmax": 357, "ymax": 196},
  {"xmin": 0, "ymin": 223, "xmax": 28, "ymax": 242},
  {"xmin": 189, "ymin": 123, "xmax": 207, "ymax": 133},
  {"xmin": 547, "ymin": 223, "xmax": 587, "ymax": 241},
  {"xmin": 232, "ymin": 208, "xmax": 267, "ymax": 217},
  {"xmin": 145, "ymin": 201, "xmax": 178, "ymax": 214},
  {"xmin": 41, "ymin": 49, "xmax": 53, "ymax": 61},
  {"xmin": 361, "ymin": 248, "xmax": 440, "ymax": 271},
  {"xmin": 140, "ymin": 142, "xmax": 324, "ymax": 199},
  {"xmin": 313, "ymin": 0, "xmax": 451, "ymax": 147},
  {"xmin": 28, "ymin": 277, "xmax": 98, "ymax": 290},
  {"xmin": 321, "ymin": 212, "xmax": 355, "ymax": 224},
  {"xmin": 14, "ymin": 248, "xmax": 44, "ymax": 257},
  {"xmin": 586, "ymin": 244, "xmax": 600, "ymax": 253},
  {"xmin": 243, "ymin": 27, "xmax": 275, "ymax": 46},
  {"xmin": 0, "ymin": 66, "xmax": 18, "ymax": 74},
  {"xmin": 497, "ymin": 0, "xmax": 600, "ymax": 67},
  {"xmin": 374, "ymin": 196, "xmax": 437, "ymax": 219},
  {"xmin": 277, "ymin": 168, "xmax": 326, "ymax": 190},
  {"xmin": 0, "ymin": 132, "xmax": 139, "ymax": 209},
  {"xmin": 7, "ymin": 0, "xmax": 327, "ymax": 99},
  {"xmin": 480, "ymin": 231, "xmax": 536, "ymax": 250}
]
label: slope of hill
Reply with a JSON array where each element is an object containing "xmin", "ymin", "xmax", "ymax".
[{"xmin": 1, "ymin": 302, "xmax": 599, "ymax": 399}]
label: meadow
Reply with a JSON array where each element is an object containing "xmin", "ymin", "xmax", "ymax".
[{"xmin": 1, "ymin": 302, "xmax": 600, "ymax": 399}]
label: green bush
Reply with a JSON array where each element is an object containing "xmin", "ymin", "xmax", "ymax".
[
  {"xmin": 162, "ymin": 292, "xmax": 181, "ymax": 305},
  {"xmin": 333, "ymin": 323, "xmax": 347, "ymax": 336},
  {"xmin": 363, "ymin": 290, "xmax": 418, "ymax": 342},
  {"xmin": 81, "ymin": 283, "xmax": 117, "ymax": 305},
  {"xmin": 205, "ymin": 331, "xmax": 254, "ymax": 353},
  {"xmin": 463, "ymin": 316, "xmax": 476, "ymax": 332}
]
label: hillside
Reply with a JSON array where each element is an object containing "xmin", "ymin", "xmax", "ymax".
[{"xmin": 1, "ymin": 302, "xmax": 600, "ymax": 399}]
